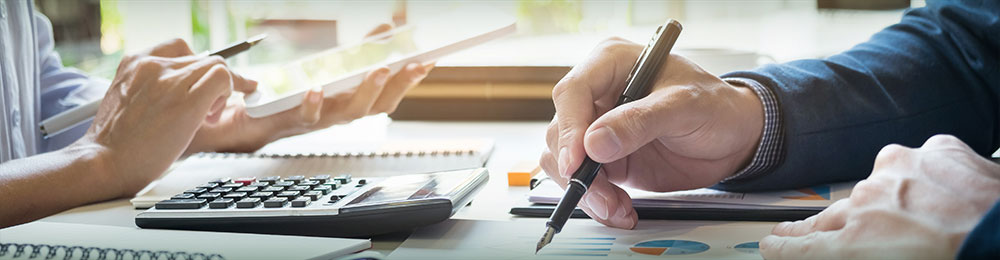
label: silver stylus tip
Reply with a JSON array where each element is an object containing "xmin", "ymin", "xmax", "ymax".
[{"xmin": 535, "ymin": 226, "xmax": 556, "ymax": 254}]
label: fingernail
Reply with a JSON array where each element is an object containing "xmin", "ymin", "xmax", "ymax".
[
  {"xmin": 309, "ymin": 88, "xmax": 322, "ymax": 103},
  {"xmin": 585, "ymin": 194, "xmax": 609, "ymax": 220},
  {"xmin": 375, "ymin": 69, "xmax": 390, "ymax": 86},
  {"xmin": 558, "ymin": 147, "xmax": 570, "ymax": 178},
  {"xmin": 615, "ymin": 202, "xmax": 629, "ymax": 219},
  {"xmin": 587, "ymin": 127, "xmax": 621, "ymax": 160}
]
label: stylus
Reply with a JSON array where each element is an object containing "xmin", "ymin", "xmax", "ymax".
[
  {"xmin": 39, "ymin": 34, "xmax": 267, "ymax": 138},
  {"xmin": 535, "ymin": 20, "xmax": 682, "ymax": 254}
]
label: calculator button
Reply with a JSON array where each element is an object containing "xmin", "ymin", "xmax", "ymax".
[
  {"xmin": 235, "ymin": 186, "xmax": 259, "ymax": 193},
  {"xmin": 236, "ymin": 198, "xmax": 261, "ymax": 208},
  {"xmin": 284, "ymin": 175, "xmax": 306, "ymax": 184},
  {"xmin": 196, "ymin": 183, "xmax": 219, "ymax": 189},
  {"xmin": 209, "ymin": 177, "xmax": 232, "ymax": 184},
  {"xmin": 261, "ymin": 186, "xmax": 284, "ymax": 193},
  {"xmin": 323, "ymin": 182, "xmax": 342, "ymax": 190},
  {"xmin": 334, "ymin": 175, "xmax": 352, "ymax": 184},
  {"xmin": 273, "ymin": 181, "xmax": 295, "ymax": 188},
  {"xmin": 248, "ymin": 182, "xmax": 270, "ymax": 187},
  {"xmin": 209, "ymin": 198, "xmax": 235, "ymax": 209},
  {"xmin": 298, "ymin": 180, "xmax": 319, "ymax": 187},
  {"xmin": 291, "ymin": 197, "xmax": 311, "ymax": 207},
  {"xmin": 233, "ymin": 177, "xmax": 256, "ymax": 185},
  {"xmin": 184, "ymin": 188, "xmax": 207, "ymax": 195},
  {"xmin": 210, "ymin": 188, "xmax": 233, "ymax": 193},
  {"xmin": 301, "ymin": 191, "xmax": 322, "ymax": 201},
  {"xmin": 258, "ymin": 176, "xmax": 281, "ymax": 184},
  {"xmin": 197, "ymin": 192, "xmax": 222, "ymax": 200},
  {"xmin": 263, "ymin": 197, "xmax": 288, "ymax": 208},
  {"xmin": 277, "ymin": 191, "xmax": 301, "ymax": 199},
  {"xmin": 224, "ymin": 192, "xmax": 248, "ymax": 199},
  {"xmin": 288, "ymin": 185, "xmax": 311, "ymax": 192},
  {"xmin": 250, "ymin": 192, "xmax": 274, "ymax": 199},
  {"xmin": 221, "ymin": 183, "xmax": 244, "ymax": 189},
  {"xmin": 310, "ymin": 175, "xmax": 331, "ymax": 183},
  {"xmin": 312, "ymin": 185, "xmax": 332, "ymax": 195},
  {"xmin": 155, "ymin": 199, "xmax": 207, "ymax": 209},
  {"xmin": 171, "ymin": 193, "xmax": 196, "ymax": 200}
]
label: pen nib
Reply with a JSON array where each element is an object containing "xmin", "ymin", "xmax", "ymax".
[{"xmin": 535, "ymin": 226, "xmax": 556, "ymax": 254}]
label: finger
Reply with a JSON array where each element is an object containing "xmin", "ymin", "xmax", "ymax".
[
  {"xmin": 299, "ymin": 88, "xmax": 323, "ymax": 125},
  {"xmin": 147, "ymin": 38, "xmax": 195, "ymax": 58},
  {"xmin": 174, "ymin": 56, "xmax": 228, "ymax": 88},
  {"xmin": 545, "ymin": 118, "xmax": 559, "ymax": 156},
  {"xmin": 365, "ymin": 23, "xmax": 394, "ymax": 39},
  {"xmin": 759, "ymin": 231, "xmax": 839, "ymax": 259},
  {"xmin": 189, "ymin": 64, "xmax": 235, "ymax": 114},
  {"xmin": 552, "ymin": 39, "xmax": 640, "ymax": 178},
  {"xmin": 539, "ymin": 150, "xmax": 560, "ymax": 183},
  {"xmin": 577, "ymin": 170, "xmax": 637, "ymax": 229},
  {"xmin": 771, "ymin": 199, "xmax": 851, "ymax": 237},
  {"xmin": 334, "ymin": 67, "xmax": 391, "ymax": 119},
  {"xmin": 231, "ymin": 71, "xmax": 258, "ymax": 94},
  {"xmin": 583, "ymin": 88, "xmax": 705, "ymax": 163},
  {"xmin": 370, "ymin": 62, "xmax": 432, "ymax": 114}
]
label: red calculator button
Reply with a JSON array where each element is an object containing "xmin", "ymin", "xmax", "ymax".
[{"xmin": 234, "ymin": 177, "xmax": 256, "ymax": 185}]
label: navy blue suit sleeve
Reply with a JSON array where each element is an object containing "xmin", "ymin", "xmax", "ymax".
[
  {"xmin": 716, "ymin": 0, "xmax": 1000, "ymax": 191},
  {"xmin": 957, "ymin": 199, "xmax": 1000, "ymax": 259}
]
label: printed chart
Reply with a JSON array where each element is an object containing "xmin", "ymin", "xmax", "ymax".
[
  {"xmin": 629, "ymin": 240, "xmax": 710, "ymax": 256},
  {"xmin": 733, "ymin": 242, "xmax": 760, "ymax": 254},
  {"xmin": 781, "ymin": 186, "xmax": 831, "ymax": 200}
]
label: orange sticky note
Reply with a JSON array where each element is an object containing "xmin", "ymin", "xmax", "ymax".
[{"xmin": 508, "ymin": 161, "xmax": 541, "ymax": 186}]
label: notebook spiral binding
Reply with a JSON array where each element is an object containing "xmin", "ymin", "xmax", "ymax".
[
  {"xmin": 197, "ymin": 148, "xmax": 480, "ymax": 159},
  {"xmin": 0, "ymin": 243, "xmax": 224, "ymax": 260}
]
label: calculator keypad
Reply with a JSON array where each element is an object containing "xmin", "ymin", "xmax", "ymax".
[{"xmin": 154, "ymin": 174, "xmax": 363, "ymax": 210}]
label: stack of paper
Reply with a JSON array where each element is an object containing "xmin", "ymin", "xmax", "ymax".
[{"xmin": 528, "ymin": 179, "xmax": 856, "ymax": 211}]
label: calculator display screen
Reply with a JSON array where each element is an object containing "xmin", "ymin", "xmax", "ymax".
[{"xmin": 345, "ymin": 170, "xmax": 469, "ymax": 207}]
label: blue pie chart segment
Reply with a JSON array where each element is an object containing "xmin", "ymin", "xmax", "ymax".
[
  {"xmin": 631, "ymin": 240, "xmax": 710, "ymax": 255},
  {"xmin": 734, "ymin": 242, "xmax": 760, "ymax": 254}
]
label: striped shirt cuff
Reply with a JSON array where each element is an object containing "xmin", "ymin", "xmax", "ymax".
[{"xmin": 721, "ymin": 77, "xmax": 784, "ymax": 182}]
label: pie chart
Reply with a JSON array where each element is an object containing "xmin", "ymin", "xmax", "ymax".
[
  {"xmin": 629, "ymin": 240, "xmax": 710, "ymax": 255},
  {"xmin": 734, "ymin": 241, "xmax": 759, "ymax": 254}
]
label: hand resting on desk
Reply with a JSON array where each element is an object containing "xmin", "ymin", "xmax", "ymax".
[{"xmin": 760, "ymin": 135, "xmax": 1000, "ymax": 259}]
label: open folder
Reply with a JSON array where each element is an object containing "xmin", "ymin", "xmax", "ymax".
[{"xmin": 511, "ymin": 179, "xmax": 857, "ymax": 222}]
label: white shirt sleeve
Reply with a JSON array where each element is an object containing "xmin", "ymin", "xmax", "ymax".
[{"xmin": 34, "ymin": 12, "xmax": 109, "ymax": 152}]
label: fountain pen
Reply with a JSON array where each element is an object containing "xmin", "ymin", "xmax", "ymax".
[{"xmin": 536, "ymin": 19, "xmax": 682, "ymax": 254}]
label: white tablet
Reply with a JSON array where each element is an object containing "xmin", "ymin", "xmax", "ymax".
[{"xmin": 243, "ymin": 13, "xmax": 516, "ymax": 118}]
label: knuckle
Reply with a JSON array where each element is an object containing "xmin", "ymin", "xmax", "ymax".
[
  {"xmin": 924, "ymin": 134, "xmax": 961, "ymax": 147},
  {"xmin": 597, "ymin": 37, "xmax": 630, "ymax": 51},
  {"xmin": 875, "ymin": 144, "xmax": 910, "ymax": 162},
  {"xmin": 167, "ymin": 38, "xmax": 189, "ymax": 49}
]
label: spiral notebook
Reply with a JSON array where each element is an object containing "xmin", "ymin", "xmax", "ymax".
[
  {"xmin": 130, "ymin": 139, "xmax": 494, "ymax": 208},
  {"xmin": 0, "ymin": 222, "xmax": 369, "ymax": 260}
]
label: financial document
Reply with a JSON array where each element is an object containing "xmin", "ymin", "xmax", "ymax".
[{"xmin": 389, "ymin": 218, "xmax": 774, "ymax": 259}]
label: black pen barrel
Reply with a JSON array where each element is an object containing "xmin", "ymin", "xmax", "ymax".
[{"xmin": 546, "ymin": 157, "xmax": 602, "ymax": 232}]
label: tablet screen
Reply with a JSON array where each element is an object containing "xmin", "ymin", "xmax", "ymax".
[
  {"xmin": 257, "ymin": 27, "xmax": 418, "ymax": 97},
  {"xmin": 242, "ymin": 11, "xmax": 515, "ymax": 118}
]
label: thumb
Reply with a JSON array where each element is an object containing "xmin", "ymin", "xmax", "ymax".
[{"xmin": 583, "ymin": 89, "xmax": 703, "ymax": 163}]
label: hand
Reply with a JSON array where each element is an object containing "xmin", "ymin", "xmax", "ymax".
[
  {"xmin": 185, "ymin": 24, "xmax": 434, "ymax": 153},
  {"xmin": 539, "ymin": 38, "xmax": 765, "ymax": 229},
  {"xmin": 760, "ymin": 135, "xmax": 1000, "ymax": 259},
  {"xmin": 81, "ymin": 39, "xmax": 256, "ymax": 197}
]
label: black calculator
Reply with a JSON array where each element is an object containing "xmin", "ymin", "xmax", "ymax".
[{"xmin": 135, "ymin": 168, "xmax": 488, "ymax": 237}]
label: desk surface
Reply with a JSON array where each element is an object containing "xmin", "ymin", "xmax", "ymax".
[{"xmin": 39, "ymin": 120, "xmax": 551, "ymax": 254}]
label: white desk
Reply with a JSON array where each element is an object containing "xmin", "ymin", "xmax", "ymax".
[{"xmin": 38, "ymin": 120, "xmax": 551, "ymax": 254}]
